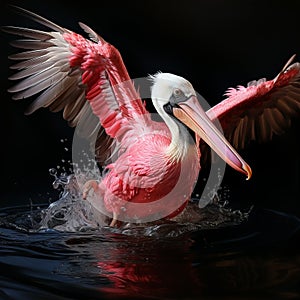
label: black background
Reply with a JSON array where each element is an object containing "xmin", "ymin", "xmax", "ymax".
[{"xmin": 0, "ymin": 0, "xmax": 299, "ymax": 216}]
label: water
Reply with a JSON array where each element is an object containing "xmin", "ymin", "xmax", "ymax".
[{"xmin": 1, "ymin": 173, "xmax": 300, "ymax": 299}]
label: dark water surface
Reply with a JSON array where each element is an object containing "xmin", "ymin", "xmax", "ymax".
[{"xmin": 1, "ymin": 200, "xmax": 300, "ymax": 300}]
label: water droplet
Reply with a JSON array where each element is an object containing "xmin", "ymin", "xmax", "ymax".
[
  {"xmin": 49, "ymin": 168, "xmax": 57, "ymax": 176},
  {"xmin": 53, "ymin": 182, "xmax": 59, "ymax": 189}
]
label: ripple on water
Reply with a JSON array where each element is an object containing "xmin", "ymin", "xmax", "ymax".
[{"xmin": 1, "ymin": 181, "xmax": 300, "ymax": 300}]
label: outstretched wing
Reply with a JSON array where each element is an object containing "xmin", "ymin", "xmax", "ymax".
[
  {"xmin": 206, "ymin": 55, "xmax": 300, "ymax": 149},
  {"xmin": 3, "ymin": 6, "xmax": 150, "ymax": 164}
]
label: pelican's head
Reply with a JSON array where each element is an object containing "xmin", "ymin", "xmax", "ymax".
[
  {"xmin": 151, "ymin": 73, "xmax": 195, "ymax": 107},
  {"xmin": 150, "ymin": 72, "xmax": 252, "ymax": 179}
]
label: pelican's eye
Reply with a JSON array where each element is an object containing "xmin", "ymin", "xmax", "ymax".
[
  {"xmin": 173, "ymin": 88, "xmax": 183, "ymax": 97},
  {"xmin": 170, "ymin": 88, "xmax": 186, "ymax": 105}
]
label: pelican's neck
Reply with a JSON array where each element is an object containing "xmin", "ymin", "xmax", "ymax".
[
  {"xmin": 154, "ymin": 101, "xmax": 191, "ymax": 162},
  {"xmin": 166, "ymin": 116, "xmax": 190, "ymax": 162}
]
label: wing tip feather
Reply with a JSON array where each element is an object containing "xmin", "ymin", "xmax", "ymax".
[{"xmin": 8, "ymin": 5, "xmax": 66, "ymax": 34}]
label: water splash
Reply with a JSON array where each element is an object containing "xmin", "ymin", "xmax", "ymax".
[
  {"xmin": 37, "ymin": 164, "xmax": 108, "ymax": 232},
  {"xmin": 1, "ymin": 150, "xmax": 252, "ymax": 235},
  {"xmin": 0, "ymin": 195, "xmax": 252, "ymax": 237},
  {"xmin": 1, "ymin": 165, "xmax": 252, "ymax": 235}
]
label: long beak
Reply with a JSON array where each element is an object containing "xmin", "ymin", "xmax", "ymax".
[{"xmin": 173, "ymin": 96, "xmax": 252, "ymax": 179}]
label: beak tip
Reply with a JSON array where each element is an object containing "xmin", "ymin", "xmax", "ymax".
[{"xmin": 244, "ymin": 164, "xmax": 252, "ymax": 180}]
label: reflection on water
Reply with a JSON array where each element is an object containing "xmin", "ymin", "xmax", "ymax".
[{"xmin": 1, "ymin": 201, "xmax": 300, "ymax": 299}]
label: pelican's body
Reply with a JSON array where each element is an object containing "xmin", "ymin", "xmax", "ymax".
[
  {"xmin": 3, "ymin": 7, "xmax": 300, "ymax": 225},
  {"xmin": 100, "ymin": 128, "xmax": 200, "ymax": 220}
]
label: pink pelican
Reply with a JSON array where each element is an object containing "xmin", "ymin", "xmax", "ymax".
[{"xmin": 3, "ymin": 7, "xmax": 300, "ymax": 226}]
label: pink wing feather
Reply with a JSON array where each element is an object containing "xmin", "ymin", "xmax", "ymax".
[
  {"xmin": 206, "ymin": 55, "xmax": 300, "ymax": 149},
  {"xmin": 3, "ymin": 6, "xmax": 150, "ymax": 163}
]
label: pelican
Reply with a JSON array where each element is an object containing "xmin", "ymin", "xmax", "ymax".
[{"xmin": 3, "ymin": 7, "xmax": 300, "ymax": 226}]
